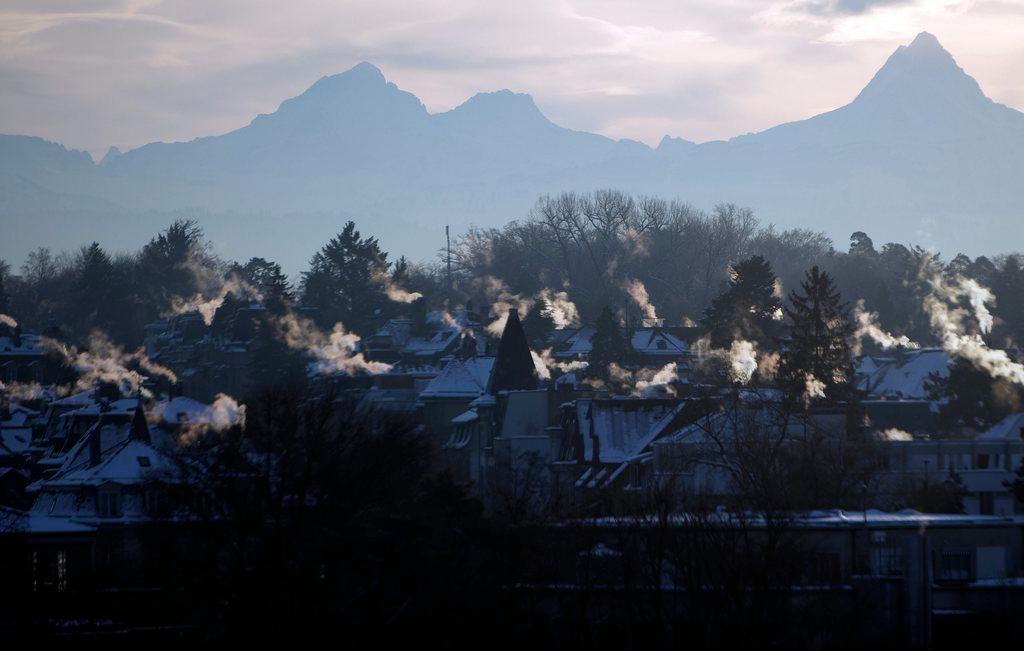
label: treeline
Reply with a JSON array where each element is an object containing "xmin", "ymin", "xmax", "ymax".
[{"xmin": 3, "ymin": 189, "xmax": 1024, "ymax": 352}]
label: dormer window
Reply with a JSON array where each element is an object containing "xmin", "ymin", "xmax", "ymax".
[{"xmin": 656, "ymin": 340, "xmax": 667, "ymax": 350}]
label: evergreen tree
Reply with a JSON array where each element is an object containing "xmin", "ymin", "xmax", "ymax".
[
  {"xmin": 241, "ymin": 257, "xmax": 293, "ymax": 314},
  {"xmin": 139, "ymin": 219, "xmax": 211, "ymax": 308},
  {"xmin": 301, "ymin": 222, "xmax": 390, "ymax": 334},
  {"xmin": 779, "ymin": 266, "xmax": 852, "ymax": 403},
  {"xmin": 588, "ymin": 306, "xmax": 632, "ymax": 381},
  {"xmin": 701, "ymin": 255, "xmax": 782, "ymax": 347},
  {"xmin": 73, "ymin": 242, "xmax": 114, "ymax": 332},
  {"xmin": 521, "ymin": 301, "xmax": 555, "ymax": 351},
  {"xmin": 928, "ymin": 358, "xmax": 1023, "ymax": 432},
  {"xmin": 991, "ymin": 254, "xmax": 1024, "ymax": 346}
]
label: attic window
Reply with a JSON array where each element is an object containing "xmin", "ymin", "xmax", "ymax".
[
  {"xmin": 656, "ymin": 340, "xmax": 667, "ymax": 350},
  {"xmin": 137, "ymin": 456, "xmax": 151, "ymax": 467}
]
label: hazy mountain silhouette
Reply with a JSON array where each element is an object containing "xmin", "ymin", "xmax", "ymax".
[{"xmin": 2, "ymin": 32, "xmax": 1021, "ymax": 273}]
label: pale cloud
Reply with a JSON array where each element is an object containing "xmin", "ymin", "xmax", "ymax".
[{"xmin": 0, "ymin": 0, "xmax": 1022, "ymax": 156}]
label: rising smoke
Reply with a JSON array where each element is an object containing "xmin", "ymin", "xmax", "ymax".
[
  {"xmin": 44, "ymin": 331, "xmax": 178, "ymax": 397},
  {"xmin": 271, "ymin": 313, "xmax": 392, "ymax": 376}
]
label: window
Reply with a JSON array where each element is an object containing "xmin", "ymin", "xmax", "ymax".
[
  {"xmin": 872, "ymin": 543, "xmax": 905, "ymax": 576},
  {"xmin": 97, "ymin": 490, "xmax": 122, "ymax": 517},
  {"xmin": 656, "ymin": 340, "xmax": 667, "ymax": 350},
  {"xmin": 937, "ymin": 549, "xmax": 973, "ymax": 583},
  {"xmin": 977, "ymin": 453, "xmax": 990, "ymax": 469},
  {"xmin": 980, "ymin": 492, "xmax": 995, "ymax": 515},
  {"xmin": 137, "ymin": 456, "xmax": 151, "ymax": 467}
]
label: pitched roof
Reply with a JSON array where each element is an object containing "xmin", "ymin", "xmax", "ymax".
[
  {"xmin": 858, "ymin": 348, "xmax": 950, "ymax": 399},
  {"xmin": 419, "ymin": 357, "xmax": 495, "ymax": 399},
  {"xmin": 977, "ymin": 413, "xmax": 1024, "ymax": 440},
  {"xmin": 630, "ymin": 329, "xmax": 689, "ymax": 356},
  {"xmin": 577, "ymin": 397, "xmax": 678, "ymax": 464}
]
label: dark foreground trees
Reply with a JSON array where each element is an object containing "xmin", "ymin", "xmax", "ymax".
[{"xmin": 166, "ymin": 385, "xmax": 516, "ymax": 645}]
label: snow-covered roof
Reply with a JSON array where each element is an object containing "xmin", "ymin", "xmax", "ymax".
[
  {"xmin": 859, "ymin": 348, "xmax": 950, "ymax": 399},
  {"xmin": 630, "ymin": 329, "xmax": 689, "ymax": 356},
  {"xmin": 150, "ymin": 396, "xmax": 211, "ymax": 426},
  {"xmin": 553, "ymin": 327, "xmax": 594, "ymax": 358},
  {"xmin": 0, "ymin": 506, "xmax": 95, "ymax": 534},
  {"xmin": 660, "ymin": 406, "xmax": 845, "ymax": 446},
  {"xmin": 977, "ymin": 413, "xmax": 1024, "ymax": 441},
  {"xmin": 577, "ymin": 397, "xmax": 678, "ymax": 464},
  {"xmin": 31, "ymin": 413, "xmax": 171, "ymax": 490},
  {"xmin": 0, "ymin": 333, "xmax": 46, "ymax": 356},
  {"xmin": 420, "ymin": 357, "xmax": 495, "ymax": 399},
  {"xmin": 4, "ymin": 403, "xmax": 39, "ymax": 421},
  {"xmin": 0, "ymin": 427, "xmax": 31, "ymax": 456},
  {"xmin": 451, "ymin": 408, "xmax": 479, "ymax": 424}
]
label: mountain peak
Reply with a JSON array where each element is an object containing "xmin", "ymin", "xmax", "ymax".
[
  {"xmin": 907, "ymin": 31, "xmax": 942, "ymax": 52},
  {"xmin": 851, "ymin": 31, "xmax": 986, "ymax": 109},
  {"xmin": 440, "ymin": 89, "xmax": 553, "ymax": 130},
  {"xmin": 266, "ymin": 61, "xmax": 427, "ymax": 127},
  {"xmin": 455, "ymin": 90, "xmax": 545, "ymax": 117}
]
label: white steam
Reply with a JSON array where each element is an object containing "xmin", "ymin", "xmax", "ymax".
[
  {"xmin": 537, "ymin": 289, "xmax": 581, "ymax": 328},
  {"xmin": 0, "ymin": 314, "xmax": 17, "ymax": 328},
  {"xmin": 852, "ymin": 299, "xmax": 919, "ymax": 352},
  {"xmin": 694, "ymin": 337, "xmax": 760, "ymax": 385},
  {"xmin": 169, "ymin": 274, "xmax": 264, "ymax": 326},
  {"xmin": 920, "ymin": 259, "xmax": 1024, "ymax": 386},
  {"xmin": 623, "ymin": 279, "xmax": 657, "ymax": 320},
  {"xmin": 481, "ymin": 276, "xmax": 535, "ymax": 337},
  {"xmin": 177, "ymin": 393, "xmax": 247, "ymax": 444},
  {"xmin": 373, "ymin": 269, "xmax": 423, "ymax": 304},
  {"xmin": 44, "ymin": 331, "xmax": 177, "ymax": 398},
  {"xmin": 271, "ymin": 313, "xmax": 392, "ymax": 376},
  {"xmin": 877, "ymin": 428, "xmax": 913, "ymax": 442},
  {"xmin": 635, "ymin": 363, "xmax": 679, "ymax": 397},
  {"xmin": 532, "ymin": 348, "xmax": 589, "ymax": 380},
  {"xmin": 803, "ymin": 373, "xmax": 826, "ymax": 404}
]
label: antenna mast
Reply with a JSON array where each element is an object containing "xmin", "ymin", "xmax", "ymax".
[{"xmin": 446, "ymin": 225, "xmax": 452, "ymax": 295}]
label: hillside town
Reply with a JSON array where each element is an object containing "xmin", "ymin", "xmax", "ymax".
[{"xmin": 2, "ymin": 215, "xmax": 1024, "ymax": 647}]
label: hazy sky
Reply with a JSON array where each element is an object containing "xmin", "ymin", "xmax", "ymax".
[{"xmin": 2, "ymin": 0, "xmax": 1023, "ymax": 158}]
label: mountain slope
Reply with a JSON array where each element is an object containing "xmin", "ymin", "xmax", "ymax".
[{"xmin": 1, "ymin": 33, "xmax": 1022, "ymax": 273}]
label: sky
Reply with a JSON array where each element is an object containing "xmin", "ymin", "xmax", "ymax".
[{"xmin": 1, "ymin": 0, "xmax": 1023, "ymax": 158}]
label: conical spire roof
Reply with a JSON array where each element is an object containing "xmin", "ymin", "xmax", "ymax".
[{"xmin": 490, "ymin": 308, "xmax": 538, "ymax": 393}]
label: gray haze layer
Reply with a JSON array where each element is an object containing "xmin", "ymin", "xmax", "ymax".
[{"xmin": 1, "ymin": 32, "xmax": 1022, "ymax": 275}]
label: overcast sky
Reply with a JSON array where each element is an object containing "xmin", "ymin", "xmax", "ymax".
[{"xmin": 2, "ymin": 0, "xmax": 1023, "ymax": 158}]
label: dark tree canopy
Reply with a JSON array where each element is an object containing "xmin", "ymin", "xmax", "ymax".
[
  {"xmin": 702, "ymin": 255, "xmax": 782, "ymax": 348},
  {"xmin": 301, "ymin": 221, "xmax": 391, "ymax": 334},
  {"xmin": 588, "ymin": 306, "xmax": 632, "ymax": 382},
  {"xmin": 779, "ymin": 266, "xmax": 852, "ymax": 403}
]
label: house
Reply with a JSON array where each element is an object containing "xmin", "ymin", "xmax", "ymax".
[
  {"xmin": 0, "ymin": 325, "xmax": 64, "ymax": 387},
  {"xmin": 25, "ymin": 399, "xmax": 184, "ymax": 589},
  {"xmin": 535, "ymin": 509, "xmax": 1024, "ymax": 649},
  {"xmin": 874, "ymin": 413, "xmax": 1024, "ymax": 515},
  {"xmin": 857, "ymin": 348, "xmax": 950, "ymax": 400}
]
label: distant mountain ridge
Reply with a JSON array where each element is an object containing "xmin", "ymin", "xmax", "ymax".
[{"xmin": 2, "ymin": 32, "xmax": 1022, "ymax": 274}]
